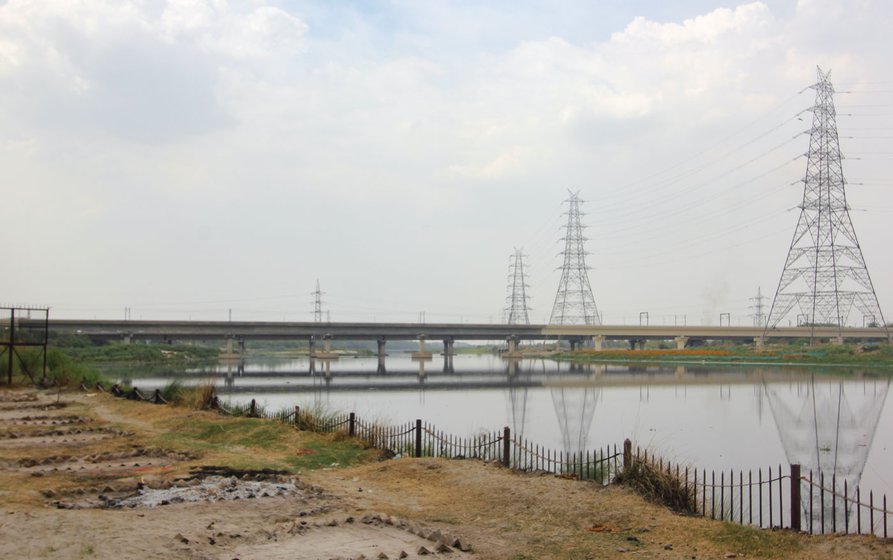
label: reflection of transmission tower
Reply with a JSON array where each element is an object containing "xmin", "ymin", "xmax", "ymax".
[
  {"xmin": 749, "ymin": 287, "xmax": 768, "ymax": 328},
  {"xmin": 765, "ymin": 67, "xmax": 887, "ymax": 339},
  {"xmin": 549, "ymin": 191, "xmax": 601, "ymax": 325},
  {"xmin": 764, "ymin": 377, "xmax": 890, "ymax": 531},
  {"xmin": 311, "ymin": 279, "xmax": 325, "ymax": 323},
  {"xmin": 505, "ymin": 248, "xmax": 531, "ymax": 325}
]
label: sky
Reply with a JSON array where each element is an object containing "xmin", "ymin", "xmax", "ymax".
[{"xmin": 2, "ymin": 0, "xmax": 892, "ymax": 326}]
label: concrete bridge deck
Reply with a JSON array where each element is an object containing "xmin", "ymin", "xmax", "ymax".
[{"xmin": 24, "ymin": 318, "xmax": 892, "ymax": 347}]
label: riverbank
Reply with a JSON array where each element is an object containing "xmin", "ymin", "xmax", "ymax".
[
  {"xmin": 536, "ymin": 343, "xmax": 893, "ymax": 369},
  {"xmin": 1, "ymin": 386, "xmax": 889, "ymax": 559}
]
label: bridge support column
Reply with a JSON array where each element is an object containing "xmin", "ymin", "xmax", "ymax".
[
  {"xmin": 226, "ymin": 337, "xmax": 233, "ymax": 354},
  {"xmin": 674, "ymin": 336, "xmax": 689, "ymax": 350},
  {"xmin": 123, "ymin": 334, "xmax": 132, "ymax": 346},
  {"xmin": 628, "ymin": 339, "xmax": 645, "ymax": 351},
  {"xmin": 314, "ymin": 334, "xmax": 338, "ymax": 360},
  {"xmin": 442, "ymin": 338, "xmax": 455, "ymax": 356},
  {"xmin": 377, "ymin": 338, "xmax": 387, "ymax": 359},
  {"xmin": 832, "ymin": 335, "xmax": 845, "ymax": 346},
  {"xmin": 411, "ymin": 335, "xmax": 433, "ymax": 360},
  {"xmin": 503, "ymin": 336, "xmax": 522, "ymax": 358},
  {"xmin": 569, "ymin": 339, "xmax": 580, "ymax": 352},
  {"xmin": 754, "ymin": 336, "xmax": 765, "ymax": 352},
  {"xmin": 308, "ymin": 336, "xmax": 317, "ymax": 358},
  {"xmin": 238, "ymin": 338, "xmax": 245, "ymax": 355},
  {"xmin": 592, "ymin": 335, "xmax": 605, "ymax": 352}
]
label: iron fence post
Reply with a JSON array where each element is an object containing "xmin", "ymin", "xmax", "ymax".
[
  {"xmin": 349, "ymin": 412, "xmax": 356, "ymax": 437},
  {"xmin": 502, "ymin": 426, "xmax": 510, "ymax": 467},
  {"xmin": 249, "ymin": 398, "xmax": 256, "ymax": 417},
  {"xmin": 294, "ymin": 406, "xmax": 300, "ymax": 428},
  {"xmin": 790, "ymin": 464, "xmax": 801, "ymax": 531},
  {"xmin": 415, "ymin": 419, "xmax": 422, "ymax": 458},
  {"xmin": 623, "ymin": 439, "xmax": 631, "ymax": 470}
]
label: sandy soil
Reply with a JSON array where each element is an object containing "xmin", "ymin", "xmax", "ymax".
[{"xmin": 0, "ymin": 389, "xmax": 890, "ymax": 560}]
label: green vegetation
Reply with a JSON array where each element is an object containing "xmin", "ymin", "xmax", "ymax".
[
  {"xmin": 157, "ymin": 416, "xmax": 291, "ymax": 451},
  {"xmin": 285, "ymin": 438, "xmax": 373, "ymax": 470},
  {"xmin": 712, "ymin": 522, "xmax": 802, "ymax": 557},
  {"xmin": 614, "ymin": 457, "xmax": 696, "ymax": 514},
  {"xmin": 555, "ymin": 342, "xmax": 893, "ymax": 368},
  {"xmin": 54, "ymin": 340, "xmax": 219, "ymax": 363}
]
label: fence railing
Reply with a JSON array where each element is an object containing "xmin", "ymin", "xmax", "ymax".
[
  {"xmin": 630, "ymin": 445, "xmax": 890, "ymax": 538},
  {"xmin": 98, "ymin": 385, "xmax": 890, "ymax": 538}
]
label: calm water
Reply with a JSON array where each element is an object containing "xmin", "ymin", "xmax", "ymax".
[{"xmin": 110, "ymin": 353, "xmax": 893, "ymax": 498}]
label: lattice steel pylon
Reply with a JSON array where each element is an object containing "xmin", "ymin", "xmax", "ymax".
[
  {"xmin": 311, "ymin": 279, "xmax": 325, "ymax": 323},
  {"xmin": 504, "ymin": 248, "xmax": 531, "ymax": 325},
  {"xmin": 549, "ymin": 191, "xmax": 601, "ymax": 325},
  {"xmin": 765, "ymin": 67, "xmax": 888, "ymax": 340}
]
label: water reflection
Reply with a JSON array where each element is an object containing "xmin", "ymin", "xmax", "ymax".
[{"xmin": 765, "ymin": 375, "xmax": 891, "ymax": 526}]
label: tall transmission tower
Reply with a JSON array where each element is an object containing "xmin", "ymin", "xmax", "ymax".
[
  {"xmin": 504, "ymin": 248, "xmax": 531, "ymax": 325},
  {"xmin": 549, "ymin": 191, "xmax": 601, "ymax": 325},
  {"xmin": 311, "ymin": 279, "xmax": 325, "ymax": 323},
  {"xmin": 749, "ymin": 286, "xmax": 768, "ymax": 328},
  {"xmin": 765, "ymin": 67, "xmax": 887, "ymax": 339}
]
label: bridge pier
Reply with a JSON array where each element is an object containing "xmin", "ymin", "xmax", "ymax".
[
  {"xmin": 754, "ymin": 336, "xmax": 765, "ymax": 351},
  {"xmin": 628, "ymin": 338, "xmax": 646, "ymax": 351},
  {"xmin": 503, "ymin": 335, "xmax": 522, "ymax": 358},
  {"xmin": 377, "ymin": 338, "xmax": 387, "ymax": 359},
  {"xmin": 832, "ymin": 335, "xmax": 845, "ymax": 346},
  {"xmin": 123, "ymin": 334, "xmax": 132, "ymax": 345},
  {"xmin": 592, "ymin": 335, "xmax": 605, "ymax": 352},
  {"xmin": 442, "ymin": 337, "xmax": 455, "ymax": 356},
  {"xmin": 674, "ymin": 336, "xmax": 689, "ymax": 350},
  {"xmin": 443, "ymin": 354, "xmax": 454, "ymax": 374},
  {"xmin": 569, "ymin": 339, "xmax": 580, "ymax": 352},
  {"xmin": 314, "ymin": 334, "xmax": 338, "ymax": 360},
  {"xmin": 308, "ymin": 336, "xmax": 316, "ymax": 358},
  {"xmin": 411, "ymin": 335, "xmax": 433, "ymax": 360}
]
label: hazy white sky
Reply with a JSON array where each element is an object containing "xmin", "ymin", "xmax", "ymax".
[{"xmin": 2, "ymin": 0, "xmax": 891, "ymax": 325}]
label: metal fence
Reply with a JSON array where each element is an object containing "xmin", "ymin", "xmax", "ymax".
[
  {"xmin": 100, "ymin": 387, "xmax": 891, "ymax": 538},
  {"xmin": 631, "ymin": 445, "xmax": 890, "ymax": 538}
]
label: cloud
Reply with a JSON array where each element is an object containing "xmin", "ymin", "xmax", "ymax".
[{"xmin": 0, "ymin": 0, "xmax": 307, "ymax": 144}]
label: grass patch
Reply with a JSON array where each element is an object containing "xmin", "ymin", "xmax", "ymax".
[
  {"xmin": 712, "ymin": 522, "xmax": 802, "ymax": 557},
  {"xmin": 286, "ymin": 436, "xmax": 375, "ymax": 470},
  {"xmin": 156, "ymin": 415, "xmax": 292, "ymax": 453}
]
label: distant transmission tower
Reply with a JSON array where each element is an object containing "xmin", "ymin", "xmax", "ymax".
[
  {"xmin": 549, "ymin": 191, "xmax": 601, "ymax": 325},
  {"xmin": 749, "ymin": 286, "xmax": 768, "ymax": 328},
  {"xmin": 765, "ymin": 67, "xmax": 887, "ymax": 339},
  {"xmin": 311, "ymin": 279, "xmax": 325, "ymax": 323},
  {"xmin": 504, "ymin": 248, "xmax": 531, "ymax": 325}
]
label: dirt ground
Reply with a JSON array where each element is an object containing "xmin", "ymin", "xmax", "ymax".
[{"xmin": 0, "ymin": 388, "xmax": 890, "ymax": 560}]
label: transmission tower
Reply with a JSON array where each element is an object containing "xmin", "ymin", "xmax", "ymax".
[
  {"xmin": 749, "ymin": 286, "xmax": 768, "ymax": 328},
  {"xmin": 549, "ymin": 191, "xmax": 601, "ymax": 325},
  {"xmin": 765, "ymin": 67, "xmax": 887, "ymax": 339},
  {"xmin": 311, "ymin": 279, "xmax": 325, "ymax": 323},
  {"xmin": 504, "ymin": 248, "xmax": 531, "ymax": 325}
]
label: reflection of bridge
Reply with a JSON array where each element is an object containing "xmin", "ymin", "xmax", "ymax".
[{"xmin": 36, "ymin": 319, "xmax": 892, "ymax": 353}]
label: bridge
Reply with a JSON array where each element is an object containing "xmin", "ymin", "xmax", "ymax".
[{"xmin": 32, "ymin": 318, "xmax": 892, "ymax": 356}]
